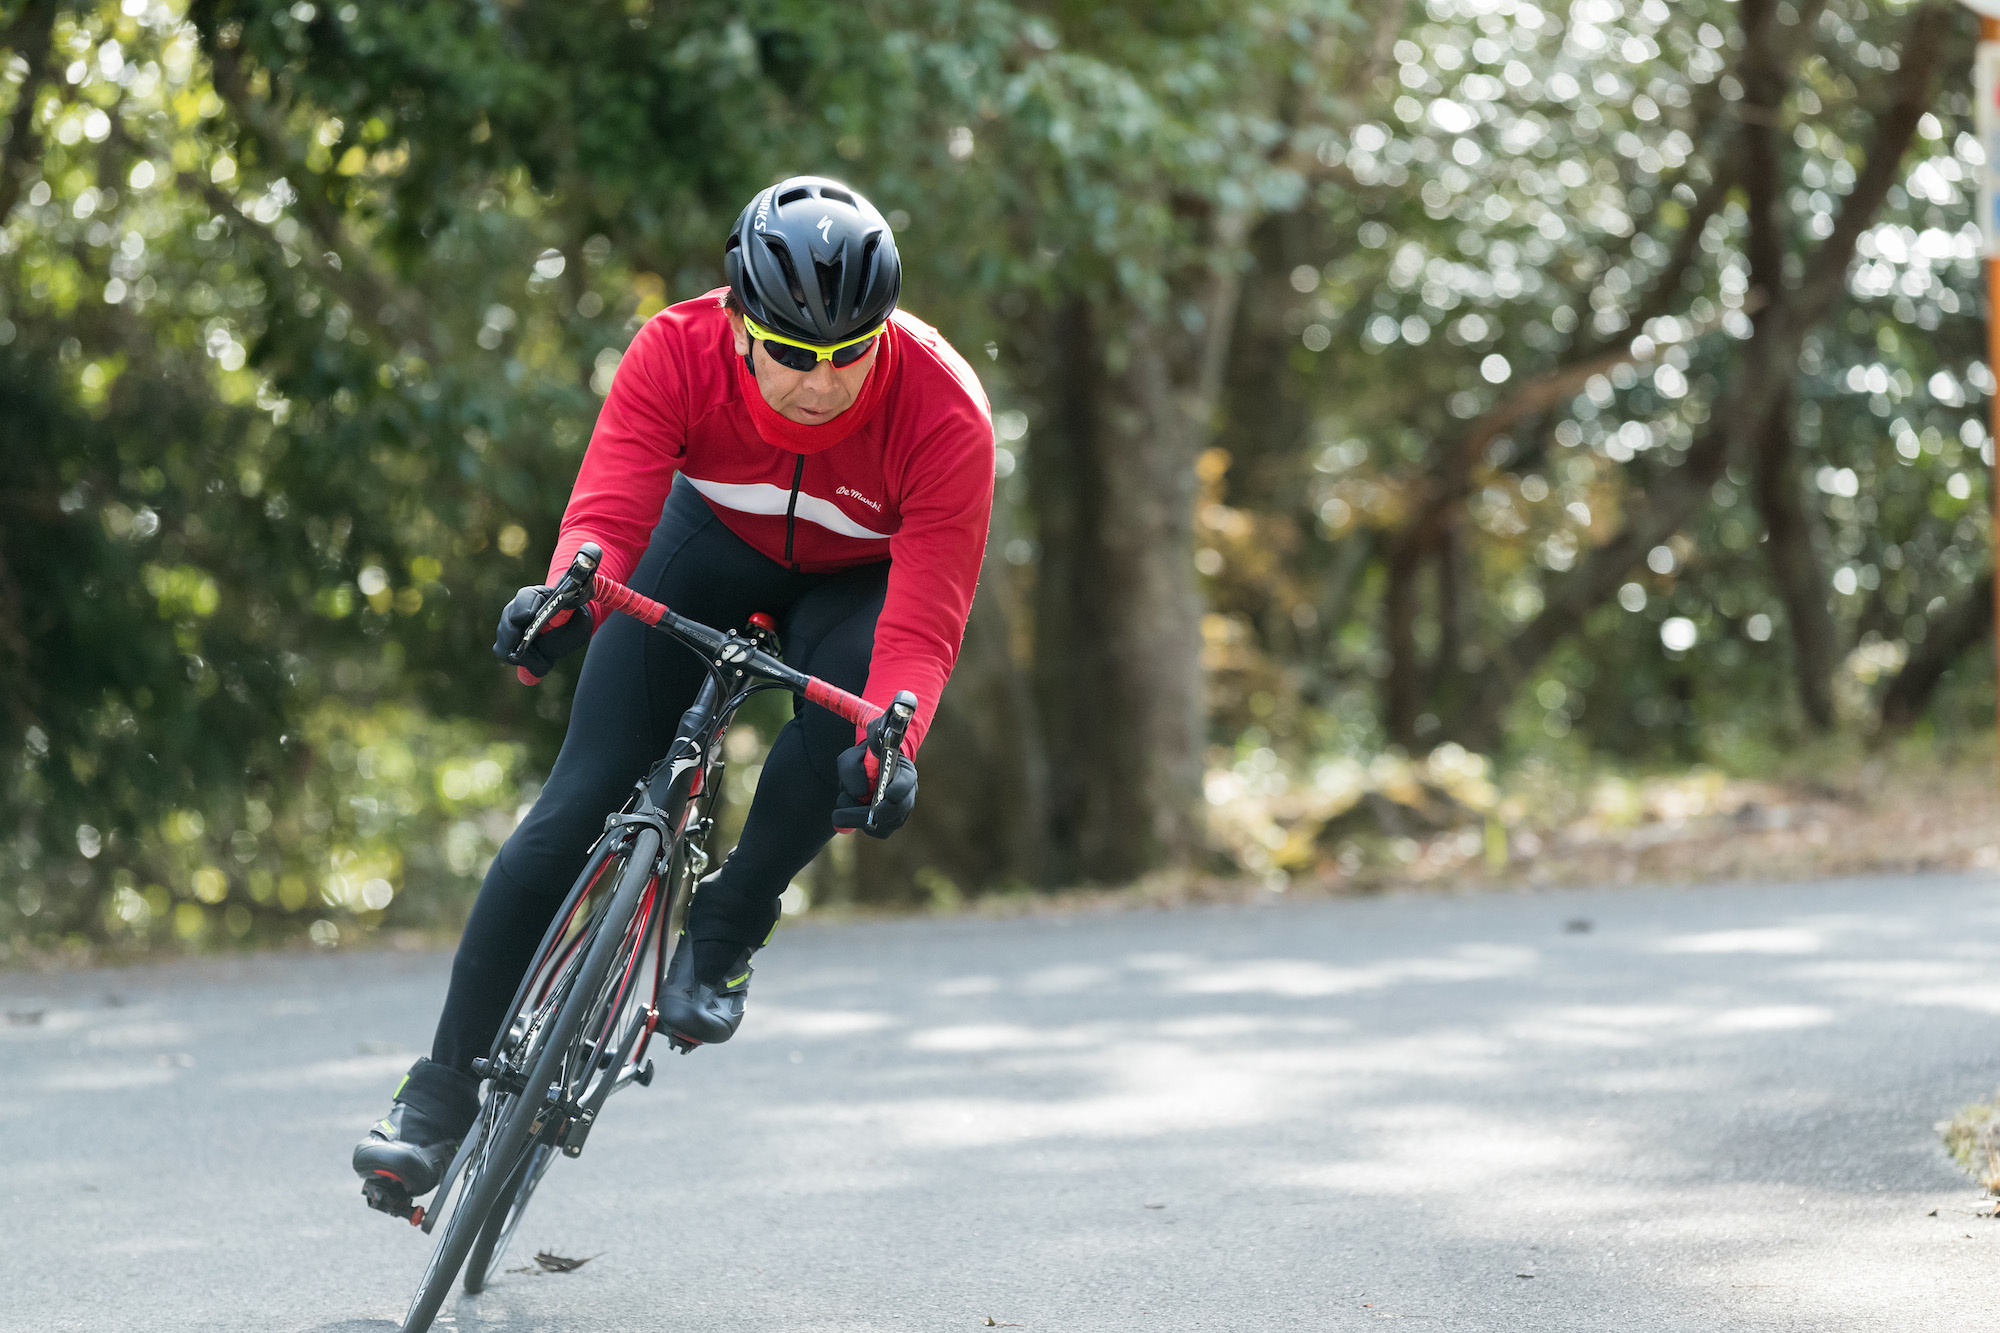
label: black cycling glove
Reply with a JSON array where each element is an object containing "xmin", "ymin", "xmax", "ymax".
[
  {"xmin": 832, "ymin": 714, "xmax": 919, "ymax": 839},
  {"xmin": 493, "ymin": 585, "xmax": 593, "ymax": 679}
]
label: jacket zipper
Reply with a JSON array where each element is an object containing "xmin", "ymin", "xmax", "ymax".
[{"xmin": 783, "ymin": 453, "xmax": 805, "ymax": 571}]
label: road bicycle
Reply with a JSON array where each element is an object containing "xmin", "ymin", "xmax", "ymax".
[{"xmin": 362, "ymin": 540, "xmax": 915, "ymax": 1333}]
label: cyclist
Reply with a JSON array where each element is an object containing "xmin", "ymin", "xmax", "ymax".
[{"xmin": 354, "ymin": 176, "xmax": 994, "ymax": 1202}]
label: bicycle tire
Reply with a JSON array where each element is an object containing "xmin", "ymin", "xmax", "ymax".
[
  {"xmin": 398, "ymin": 826, "xmax": 662, "ymax": 1333},
  {"xmin": 463, "ymin": 1141, "xmax": 558, "ymax": 1292},
  {"xmin": 463, "ymin": 874, "xmax": 660, "ymax": 1291}
]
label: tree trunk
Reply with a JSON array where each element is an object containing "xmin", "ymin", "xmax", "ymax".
[
  {"xmin": 849, "ymin": 552, "xmax": 1048, "ymax": 903},
  {"xmin": 1878, "ymin": 572, "xmax": 1996, "ymax": 731},
  {"xmin": 1215, "ymin": 213, "xmax": 1315, "ymax": 503},
  {"xmin": 1751, "ymin": 390, "xmax": 1842, "ymax": 729},
  {"xmin": 1430, "ymin": 520, "xmax": 1467, "ymax": 721},
  {"xmin": 0, "ymin": 1, "xmax": 59, "ymax": 225},
  {"xmin": 1381, "ymin": 537, "xmax": 1426, "ymax": 747},
  {"xmin": 1029, "ymin": 298, "xmax": 1206, "ymax": 883},
  {"xmin": 1738, "ymin": 0, "xmax": 1841, "ymax": 731},
  {"xmin": 1315, "ymin": 531, "xmax": 1374, "ymax": 656}
]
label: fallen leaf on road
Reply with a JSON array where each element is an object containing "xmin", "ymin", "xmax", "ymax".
[
  {"xmin": 1514, "ymin": 1272, "xmax": 1535, "ymax": 1279},
  {"xmin": 1144, "ymin": 1203, "xmax": 1166, "ymax": 1210},
  {"xmin": 533, "ymin": 1251, "xmax": 599, "ymax": 1272},
  {"xmin": 980, "ymin": 1318, "xmax": 1021, "ymax": 1327}
]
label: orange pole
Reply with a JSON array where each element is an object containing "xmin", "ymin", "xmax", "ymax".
[
  {"xmin": 1991, "ymin": 249, "xmax": 2000, "ymax": 768},
  {"xmin": 1990, "ymin": 17, "xmax": 2000, "ymax": 772}
]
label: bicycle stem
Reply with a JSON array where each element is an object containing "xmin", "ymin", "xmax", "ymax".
[{"xmin": 527, "ymin": 542, "xmax": 901, "ymax": 737}]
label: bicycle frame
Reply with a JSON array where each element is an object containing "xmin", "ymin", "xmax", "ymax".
[
  {"xmin": 412, "ymin": 543, "xmax": 915, "ymax": 1237},
  {"xmin": 386, "ymin": 545, "xmax": 919, "ymax": 1329},
  {"xmin": 522, "ymin": 539, "xmax": 917, "ymax": 1082}
]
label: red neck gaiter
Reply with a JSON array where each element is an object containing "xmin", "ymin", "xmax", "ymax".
[{"xmin": 731, "ymin": 324, "xmax": 898, "ymax": 456}]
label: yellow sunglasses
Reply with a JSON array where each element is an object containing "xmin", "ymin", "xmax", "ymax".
[{"xmin": 741, "ymin": 312, "xmax": 885, "ymax": 370}]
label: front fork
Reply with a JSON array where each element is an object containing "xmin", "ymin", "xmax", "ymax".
[{"xmin": 489, "ymin": 661, "xmax": 742, "ymax": 1156}]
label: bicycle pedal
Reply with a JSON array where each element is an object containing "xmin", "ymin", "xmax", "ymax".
[
  {"xmin": 667, "ymin": 1033, "xmax": 701, "ymax": 1055},
  {"xmin": 361, "ymin": 1174, "xmax": 425, "ymax": 1227}
]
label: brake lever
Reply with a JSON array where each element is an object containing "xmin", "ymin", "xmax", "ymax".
[
  {"xmin": 505, "ymin": 541, "xmax": 603, "ymax": 669},
  {"xmin": 866, "ymin": 690, "xmax": 919, "ymax": 833}
]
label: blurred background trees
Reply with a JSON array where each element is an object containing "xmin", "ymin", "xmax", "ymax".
[{"xmin": 2, "ymin": 0, "xmax": 1992, "ymax": 954}]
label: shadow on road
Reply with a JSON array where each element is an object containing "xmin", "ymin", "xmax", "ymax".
[{"xmin": 5, "ymin": 874, "xmax": 1999, "ymax": 1331}]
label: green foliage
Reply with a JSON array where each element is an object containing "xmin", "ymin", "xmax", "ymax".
[
  {"xmin": 0, "ymin": 0, "xmax": 1992, "ymax": 947},
  {"xmin": 86, "ymin": 699, "xmax": 530, "ymax": 948},
  {"xmin": 1202, "ymin": 0, "xmax": 1992, "ymax": 772}
]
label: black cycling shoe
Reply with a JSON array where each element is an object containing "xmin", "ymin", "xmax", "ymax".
[
  {"xmin": 354, "ymin": 1101, "xmax": 461, "ymax": 1199},
  {"xmin": 654, "ymin": 931, "xmax": 753, "ymax": 1046}
]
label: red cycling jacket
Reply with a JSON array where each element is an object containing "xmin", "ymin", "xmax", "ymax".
[{"xmin": 548, "ymin": 291, "xmax": 995, "ymax": 753}]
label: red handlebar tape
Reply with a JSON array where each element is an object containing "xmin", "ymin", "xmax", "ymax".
[
  {"xmin": 588, "ymin": 573, "xmax": 668, "ymax": 627},
  {"xmin": 804, "ymin": 677, "xmax": 883, "ymax": 728},
  {"xmin": 580, "ymin": 571, "xmax": 884, "ymax": 727}
]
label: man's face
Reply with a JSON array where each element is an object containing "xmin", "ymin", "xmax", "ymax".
[{"xmin": 728, "ymin": 314, "xmax": 880, "ymax": 425}]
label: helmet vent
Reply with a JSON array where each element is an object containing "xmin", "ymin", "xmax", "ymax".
[
  {"xmin": 819, "ymin": 187, "xmax": 855, "ymax": 207},
  {"xmin": 856, "ymin": 234, "xmax": 882, "ymax": 315},
  {"xmin": 776, "ymin": 187, "xmax": 813, "ymax": 207},
  {"xmin": 762, "ymin": 234, "xmax": 810, "ymax": 311},
  {"xmin": 815, "ymin": 258, "xmax": 845, "ymax": 321}
]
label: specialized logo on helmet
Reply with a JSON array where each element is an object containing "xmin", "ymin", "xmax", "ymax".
[{"xmin": 816, "ymin": 216, "xmax": 832, "ymax": 243}]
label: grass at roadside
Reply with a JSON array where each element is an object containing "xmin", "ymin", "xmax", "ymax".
[
  {"xmin": 1198, "ymin": 735, "xmax": 2000, "ymax": 900},
  {"xmin": 1381, "ymin": 748, "xmax": 2000, "ymax": 893},
  {"xmin": 10, "ymin": 741, "xmax": 1999, "ymax": 968},
  {"xmin": 1941, "ymin": 1094, "xmax": 2000, "ymax": 1196}
]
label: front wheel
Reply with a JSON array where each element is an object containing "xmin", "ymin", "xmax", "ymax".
[
  {"xmin": 396, "ymin": 825, "xmax": 662, "ymax": 1333},
  {"xmin": 465, "ymin": 834, "xmax": 671, "ymax": 1291},
  {"xmin": 463, "ymin": 1142, "xmax": 558, "ymax": 1292}
]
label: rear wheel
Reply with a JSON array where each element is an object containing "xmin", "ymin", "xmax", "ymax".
[{"xmin": 397, "ymin": 826, "xmax": 661, "ymax": 1333}]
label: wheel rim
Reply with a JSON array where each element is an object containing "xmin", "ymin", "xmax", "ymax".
[
  {"xmin": 476, "ymin": 1143, "xmax": 560, "ymax": 1286},
  {"xmin": 396, "ymin": 828, "xmax": 662, "ymax": 1332}
]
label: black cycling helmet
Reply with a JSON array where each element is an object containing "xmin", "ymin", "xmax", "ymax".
[{"xmin": 724, "ymin": 176, "xmax": 901, "ymax": 345}]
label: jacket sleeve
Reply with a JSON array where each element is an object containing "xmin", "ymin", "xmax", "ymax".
[
  {"xmin": 860, "ymin": 403, "xmax": 996, "ymax": 755},
  {"xmin": 546, "ymin": 316, "xmax": 688, "ymax": 623}
]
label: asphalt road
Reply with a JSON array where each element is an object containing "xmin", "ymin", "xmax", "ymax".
[{"xmin": 5, "ymin": 871, "xmax": 2000, "ymax": 1332}]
